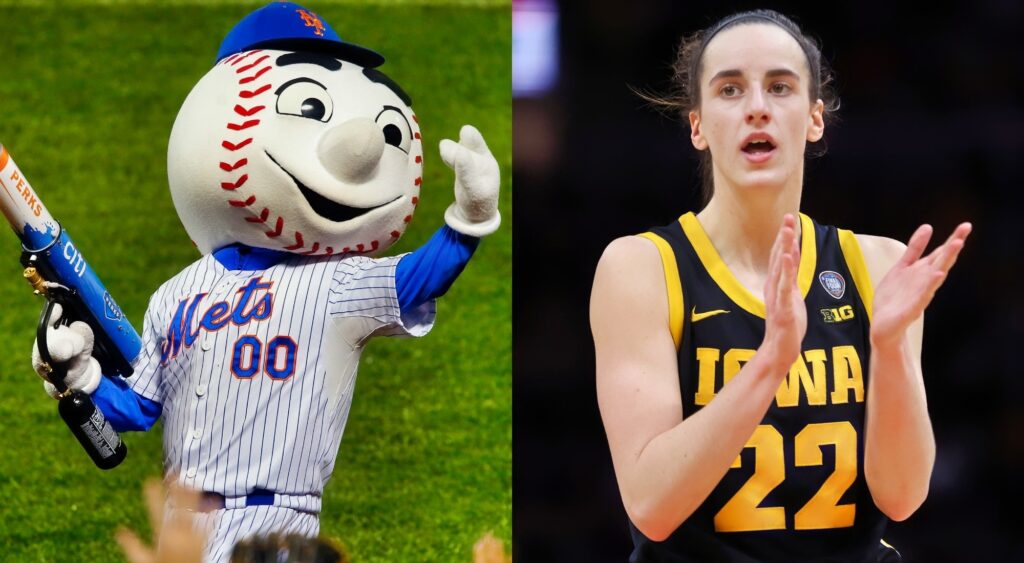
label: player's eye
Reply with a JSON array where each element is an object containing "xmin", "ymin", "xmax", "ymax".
[
  {"xmin": 275, "ymin": 78, "xmax": 334, "ymax": 122},
  {"xmin": 769, "ymin": 82, "xmax": 792, "ymax": 95},
  {"xmin": 375, "ymin": 106, "xmax": 413, "ymax": 154},
  {"xmin": 720, "ymin": 84, "xmax": 741, "ymax": 97}
]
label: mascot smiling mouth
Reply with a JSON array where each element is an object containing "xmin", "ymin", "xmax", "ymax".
[{"xmin": 266, "ymin": 151, "xmax": 401, "ymax": 222}]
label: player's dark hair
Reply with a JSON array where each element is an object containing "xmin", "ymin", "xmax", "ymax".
[{"xmin": 640, "ymin": 9, "xmax": 839, "ymax": 206}]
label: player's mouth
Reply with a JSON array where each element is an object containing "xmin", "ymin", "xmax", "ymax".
[
  {"xmin": 265, "ymin": 151, "xmax": 401, "ymax": 222},
  {"xmin": 740, "ymin": 133, "xmax": 777, "ymax": 164}
]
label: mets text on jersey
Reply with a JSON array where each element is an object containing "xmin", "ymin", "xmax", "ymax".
[
  {"xmin": 160, "ymin": 276, "xmax": 274, "ymax": 365},
  {"xmin": 694, "ymin": 346, "xmax": 864, "ymax": 408}
]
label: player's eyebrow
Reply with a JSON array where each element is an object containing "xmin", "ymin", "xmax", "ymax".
[
  {"xmin": 275, "ymin": 52, "xmax": 342, "ymax": 71},
  {"xmin": 707, "ymin": 68, "xmax": 801, "ymax": 85},
  {"xmin": 362, "ymin": 68, "xmax": 412, "ymax": 106}
]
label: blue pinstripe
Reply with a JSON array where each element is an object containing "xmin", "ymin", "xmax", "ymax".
[{"xmin": 124, "ymin": 252, "xmax": 434, "ymax": 557}]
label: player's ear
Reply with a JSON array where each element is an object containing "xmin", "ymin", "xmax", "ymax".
[
  {"xmin": 689, "ymin": 110, "xmax": 708, "ymax": 150},
  {"xmin": 807, "ymin": 99, "xmax": 825, "ymax": 143}
]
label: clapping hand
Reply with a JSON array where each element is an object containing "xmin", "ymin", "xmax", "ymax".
[
  {"xmin": 760, "ymin": 214, "xmax": 807, "ymax": 370},
  {"xmin": 870, "ymin": 223, "xmax": 972, "ymax": 348}
]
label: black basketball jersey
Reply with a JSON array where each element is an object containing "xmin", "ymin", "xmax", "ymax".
[{"xmin": 628, "ymin": 212, "xmax": 899, "ymax": 563}]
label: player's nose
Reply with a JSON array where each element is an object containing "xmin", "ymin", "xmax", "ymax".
[
  {"xmin": 317, "ymin": 118, "xmax": 386, "ymax": 183},
  {"xmin": 745, "ymin": 86, "xmax": 771, "ymax": 125}
]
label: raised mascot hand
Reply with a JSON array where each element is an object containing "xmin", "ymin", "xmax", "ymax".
[{"xmin": 440, "ymin": 125, "xmax": 501, "ymax": 237}]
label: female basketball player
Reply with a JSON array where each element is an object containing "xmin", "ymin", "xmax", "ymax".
[{"xmin": 591, "ymin": 10, "xmax": 971, "ymax": 562}]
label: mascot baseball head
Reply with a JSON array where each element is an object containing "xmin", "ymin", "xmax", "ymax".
[{"xmin": 168, "ymin": 2, "xmax": 421, "ymax": 256}]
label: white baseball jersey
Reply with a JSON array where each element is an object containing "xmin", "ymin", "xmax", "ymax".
[{"xmin": 129, "ymin": 251, "xmax": 433, "ymax": 509}]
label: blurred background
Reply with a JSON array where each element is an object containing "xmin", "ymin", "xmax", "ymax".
[{"xmin": 513, "ymin": 0, "xmax": 1024, "ymax": 561}]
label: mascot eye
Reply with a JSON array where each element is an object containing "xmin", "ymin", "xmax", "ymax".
[
  {"xmin": 375, "ymin": 106, "xmax": 413, "ymax": 154},
  {"xmin": 275, "ymin": 78, "xmax": 334, "ymax": 122}
]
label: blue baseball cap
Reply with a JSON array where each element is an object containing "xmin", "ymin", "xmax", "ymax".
[{"xmin": 216, "ymin": 2, "xmax": 385, "ymax": 67}]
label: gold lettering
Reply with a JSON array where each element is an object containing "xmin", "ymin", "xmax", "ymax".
[
  {"xmin": 694, "ymin": 347, "xmax": 720, "ymax": 406},
  {"xmin": 776, "ymin": 349, "xmax": 828, "ymax": 407},
  {"xmin": 830, "ymin": 345, "xmax": 864, "ymax": 404},
  {"xmin": 776, "ymin": 364, "xmax": 800, "ymax": 408},
  {"xmin": 724, "ymin": 348, "xmax": 756, "ymax": 385}
]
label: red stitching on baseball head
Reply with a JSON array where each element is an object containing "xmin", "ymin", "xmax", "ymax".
[
  {"xmin": 229, "ymin": 195, "xmax": 257, "ymax": 207},
  {"xmin": 221, "ymin": 174, "xmax": 249, "ymax": 191},
  {"xmin": 239, "ymin": 66, "xmax": 271, "ymax": 84},
  {"xmin": 222, "ymin": 138, "xmax": 253, "ymax": 151},
  {"xmin": 236, "ymin": 55, "xmax": 270, "ymax": 74},
  {"xmin": 301, "ymin": 242, "xmax": 321, "ymax": 255},
  {"xmin": 265, "ymin": 217, "xmax": 284, "ymax": 237},
  {"xmin": 220, "ymin": 158, "xmax": 248, "ymax": 172},
  {"xmin": 284, "ymin": 231, "xmax": 305, "ymax": 250},
  {"xmin": 240, "ymin": 85, "xmax": 272, "ymax": 99},
  {"xmin": 245, "ymin": 208, "xmax": 270, "ymax": 223},
  {"xmin": 234, "ymin": 104, "xmax": 266, "ymax": 117},
  {"xmin": 218, "ymin": 55, "xmax": 290, "ymax": 253},
  {"xmin": 228, "ymin": 120, "xmax": 261, "ymax": 131},
  {"xmin": 231, "ymin": 50, "xmax": 264, "ymax": 66}
]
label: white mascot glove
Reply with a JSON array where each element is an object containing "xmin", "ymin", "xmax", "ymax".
[
  {"xmin": 440, "ymin": 125, "xmax": 501, "ymax": 237},
  {"xmin": 31, "ymin": 303, "xmax": 102, "ymax": 399}
]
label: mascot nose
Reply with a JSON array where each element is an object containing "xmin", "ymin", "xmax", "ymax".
[{"xmin": 318, "ymin": 118, "xmax": 386, "ymax": 183}]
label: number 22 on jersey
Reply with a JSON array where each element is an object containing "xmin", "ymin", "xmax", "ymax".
[{"xmin": 715, "ymin": 421, "xmax": 857, "ymax": 532}]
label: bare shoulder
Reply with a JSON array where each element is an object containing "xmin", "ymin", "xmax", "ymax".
[
  {"xmin": 591, "ymin": 235, "xmax": 671, "ymax": 339},
  {"xmin": 592, "ymin": 236, "xmax": 666, "ymax": 307},
  {"xmin": 592, "ymin": 235, "xmax": 683, "ymax": 450},
  {"xmin": 853, "ymin": 233, "xmax": 906, "ymax": 287},
  {"xmin": 596, "ymin": 235, "xmax": 662, "ymax": 272}
]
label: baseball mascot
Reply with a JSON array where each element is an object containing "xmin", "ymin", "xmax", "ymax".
[{"xmin": 30, "ymin": 3, "xmax": 500, "ymax": 561}]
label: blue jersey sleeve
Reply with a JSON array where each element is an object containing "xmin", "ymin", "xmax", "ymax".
[
  {"xmin": 395, "ymin": 225, "xmax": 479, "ymax": 311},
  {"xmin": 92, "ymin": 376, "xmax": 163, "ymax": 432}
]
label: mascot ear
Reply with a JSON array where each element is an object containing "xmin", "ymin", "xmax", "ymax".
[{"xmin": 688, "ymin": 111, "xmax": 708, "ymax": 151}]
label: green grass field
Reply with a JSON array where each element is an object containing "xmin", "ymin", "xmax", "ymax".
[{"xmin": 0, "ymin": 3, "xmax": 510, "ymax": 561}]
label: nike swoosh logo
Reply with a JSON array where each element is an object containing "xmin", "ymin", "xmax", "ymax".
[{"xmin": 692, "ymin": 307, "xmax": 730, "ymax": 322}]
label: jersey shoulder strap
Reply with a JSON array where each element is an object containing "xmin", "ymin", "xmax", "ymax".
[
  {"xmin": 836, "ymin": 228, "xmax": 874, "ymax": 321},
  {"xmin": 636, "ymin": 226, "xmax": 685, "ymax": 349}
]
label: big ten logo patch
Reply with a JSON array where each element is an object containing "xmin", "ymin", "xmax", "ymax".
[
  {"xmin": 820, "ymin": 305, "xmax": 855, "ymax": 324},
  {"xmin": 296, "ymin": 9, "xmax": 325, "ymax": 36}
]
